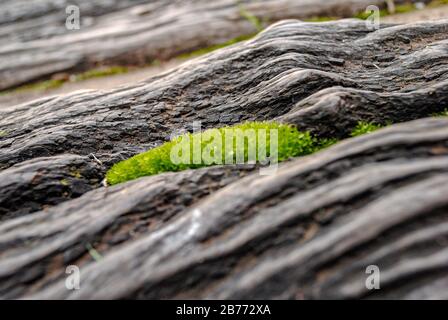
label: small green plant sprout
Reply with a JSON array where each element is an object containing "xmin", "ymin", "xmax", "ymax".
[
  {"xmin": 351, "ymin": 121, "xmax": 384, "ymax": 137},
  {"xmin": 86, "ymin": 243, "xmax": 103, "ymax": 262},
  {"xmin": 106, "ymin": 121, "xmax": 326, "ymax": 185}
]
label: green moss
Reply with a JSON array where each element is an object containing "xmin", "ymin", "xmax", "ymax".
[
  {"xmin": 178, "ymin": 34, "xmax": 256, "ymax": 60},
  {"xmin": 108, "ymin": 121, "xmax": 400, "ymax": 186},
  {"xmin": 70, "ymin": 169, "xmax": 83, "ymax": 179},
  {"xmin": 1, "ymin": 66, "xmax": 130, "ymax": 95},
  {"xmin": 0, "ymin": 130, "xmax": 7, "ymax": 138},
  {"xmin": 354, "ymin": 3, "xmax": 417, "ymax": 20},
  {"xmin": 304, "ymin": 16, "xmax": 338, "ymax": 22},
  {"xmin": 317, "ymin": 137, "xmax": 339, "ymax": 148},
  {"xmin": 394, "ymin": 3, "xmax": 417, "ymax": 14},
  {"xmin": 309, "ymin": 0, "xmax": 446, "ymax": 23},
  {"xmin": 428, "ymin": 0, "xmax": 448, "ymax": 7},
  {"xmin": 351, "ymin": 121, "xmax": 384, "ymax": 137},
  {"xmin": 106, "ymin": 121, "xmax": 330, "ymax": 185},
  {"xmin": 74, "ymin": 66, "xmax": 129, "ymax": 82},
  {"xmin": 432, "ymin": 109, "xmax": 448, "ymax": 117},
  {"xmin": 5, "ymin": 79, "xmax": 66, "ymax": 94}
]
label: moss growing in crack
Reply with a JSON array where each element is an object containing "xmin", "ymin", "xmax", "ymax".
[
  {"xmin": 0, "ymin": 130, "xmax": 7, "ymax": 138},
  {"xmin": 351, "ymin": 121, "xmax": 384, "ymax": 137},
  {"xmin": 432, "ymin": 109, "xmax": 448, "ymax": 117},
  {"xmin": 106, "ymin": 121, "xmax": 330, "ymax": 185},
  {"xmin": 1, "ymin": 66, "xmax": 130, "ymax": 95},
  {"xmin": 317, "ymin": 137, "xmax": 339, "ymax": 148},
  {"xmin": 108, "ymin": 119, "xmax": 424, "ymax": 185}
]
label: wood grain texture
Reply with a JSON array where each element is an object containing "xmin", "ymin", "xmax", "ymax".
[
  {"xmin": 0, "ymin": 0, "xmax": 417, "ymax": 90},
  {"xmin": 0, "ymin": 19, "xmax": 447, "ymax": 299}
]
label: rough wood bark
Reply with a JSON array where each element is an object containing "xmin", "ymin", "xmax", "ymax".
[
  {"xmin": 0, "ymin": 19, "xmax": 448, "ymax": 299},
  {"xmin": 1, "ymin": 118, "xmax": 448, "ymax": 299},
  {"xmin": 1, "ymin": 19, "xmax": 447, "ymax": 219},
  {"xmin": 0, "ymin": 0, "xmax": 418, "ymax": 91}
]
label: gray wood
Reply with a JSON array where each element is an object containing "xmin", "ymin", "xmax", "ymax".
[
  {"xmin": 0, "ymin": 0, "xmax": 416, "ymax": 90},
  {"xmin": 1, "ymin": 118, "xmax": 448, "ymax": 299},
  {"xmin": 0, "ymin": 18, "xmax": 447, "ymax": 299}
]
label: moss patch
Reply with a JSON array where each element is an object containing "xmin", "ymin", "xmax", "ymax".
[
  {"xmin": 73, "ymin": 66, "xmax": 128, "ymax": 82},
  {"xmin": 351, "ymin": 121, "xmax": 384, "ymax": 137},
  {"xmin": 1, "ymin": 66, "xmax": 130, "ymax": 95},
  {"xmin": 432, "ymin": 109, "xmax": 448, "ymax": 117},
  {"xmin": 304, "ymin": 16, "xmax": 338, "ymax": 22},
  {"xmin": 106, "ymin": 121, "xmax": 332, "ymax": 185},
  {"xmin": 106, "ymin": 120, "xmax": 412, "ymax": 185}
]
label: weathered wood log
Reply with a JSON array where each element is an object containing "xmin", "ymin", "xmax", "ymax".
[
  {"xmin": 0, "ymin": 19, "xmax": 448, "ymax": 299},
  {"xmin": 0, "ymin": 118, "xmax": 447, "ymax": 299},
  {"xmin": 0, "ymin": 154, "xmax": 104, "ymax": 222},
  {"xmin": 1, "ymin": 19, "xmax": 447, "ymax": 220},
  {"xmin": 0, "ymin": 0, "xmax": 419, "ymax": 91}
]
